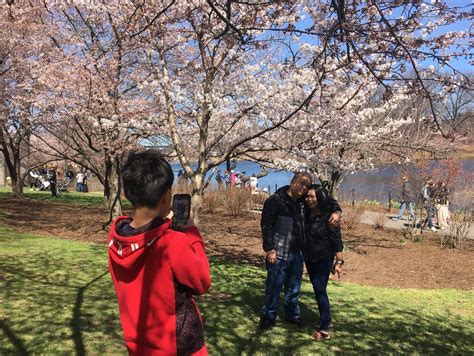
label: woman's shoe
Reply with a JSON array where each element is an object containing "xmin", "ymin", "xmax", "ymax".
[{"xmin": 311, "ymin": 330, "xmax": 330, "ymax": 341}]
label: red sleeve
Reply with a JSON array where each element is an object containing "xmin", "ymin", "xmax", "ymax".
[{"xmin": 167, "ymin": 227, "xmax": 211, "ymax": 295}]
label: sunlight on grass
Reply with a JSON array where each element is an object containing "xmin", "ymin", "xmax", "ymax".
[
  {"xmin": 0, "ymin": 186, "xmax": 131, "ymax": 208},
  {"xmin": 0, "ymin": 225, "xmax": 473, "ymax": 355}
]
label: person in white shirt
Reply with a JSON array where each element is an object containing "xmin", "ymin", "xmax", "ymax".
[{"xmin": 76, "ymin": 172, "xmax": 85, "ymax": 192}]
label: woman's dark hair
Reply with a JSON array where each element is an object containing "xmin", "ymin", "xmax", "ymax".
[
  {"xmin": 122, "ymin": 150, "xmax": 174, "ymax": 208},
  {"xmin": 305, "ymin": 184, "xmax": 333, "ymax": 213}
]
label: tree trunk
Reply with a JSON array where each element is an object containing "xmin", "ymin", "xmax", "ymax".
[
  {"xmin": 5, "ymin": 152, "xmax": 23, "ymax": 197},
  {"xmin": 317, "ymin": 168, "xmax": 344, "ymax": 200},
  {"xmin": 0, "ymin": 127, "xmax": 23, "ymax": 197},
  {"xmin": 12, "ymin": 170, "xmax": 23, "ymax": 197},
  {"xmin": 190, "ymin": 173, "xmax": 205, "ymax": 226},
  {"xmin": 104, "ymin": 156, "xmax": 123, "ymax": 219},
  {"xmin": 328, "ymin": 171, "xmax": 344, "ymax": 199}
]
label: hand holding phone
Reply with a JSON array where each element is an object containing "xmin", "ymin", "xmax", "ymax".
[{"xmin": 172, "ymin": 194, "xmax": 191, "ymax": 229}]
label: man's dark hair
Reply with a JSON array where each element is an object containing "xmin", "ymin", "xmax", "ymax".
[
  {"xmin": 290, "ymin": 172, "xmax": 312, "ymax": 184},
  {"xmin": 122, "ymin": 150, "xmax": 174, "ymax": 208}
]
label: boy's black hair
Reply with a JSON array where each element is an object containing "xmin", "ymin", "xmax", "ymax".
[{"xmin": 122, "ymin": 150, "xmax": 174, "ymax": 208}]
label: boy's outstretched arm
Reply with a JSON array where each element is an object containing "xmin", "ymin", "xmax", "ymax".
[{"xmin": 167, "ymin": 226, "xmax": 211, "ymax": 295}]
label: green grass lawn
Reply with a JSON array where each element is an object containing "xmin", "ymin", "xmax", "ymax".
[{"xmin": 1, "ymin": 225, "xmax": 473, "ymax": 355}]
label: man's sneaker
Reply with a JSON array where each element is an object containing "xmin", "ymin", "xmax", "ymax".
[
  {"xmin": 391, "ymin": 217, "xmax": 401, "ymax": 221},
  {"xmin": 285, "ymin": 317, "xmax": 305, "ymax": 326},
  {"xmin": 259, "ymin": 318, "xmax": 275, "ymax": 331},
  {"xmin": 430, "ymin": 226, "xmax": 437, "ymax": 231}
]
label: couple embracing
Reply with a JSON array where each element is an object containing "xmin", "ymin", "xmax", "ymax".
[{"xmin": 259, "ymin": 172, "xmax": 344, "ymax": 341}]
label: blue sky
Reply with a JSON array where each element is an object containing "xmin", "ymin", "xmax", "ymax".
[{"xmin": 289, "ymin": 1, "xmax": 473, "ymax": 74}]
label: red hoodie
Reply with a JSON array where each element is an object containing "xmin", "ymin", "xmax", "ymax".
[{"xmin": 108, "ymin": 216, "xmax": 211, "ymax": 355}]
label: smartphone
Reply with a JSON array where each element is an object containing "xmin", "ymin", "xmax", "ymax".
[{"xmin": 172, "ymin": 194, "xmax": 191, "ymax": 227}]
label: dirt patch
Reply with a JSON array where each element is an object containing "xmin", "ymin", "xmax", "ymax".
[
  {"xmin": 1, "ymin": 197, "xmax": 473, "ymax": 290},
  {"xmin": 0, "ymin": 197, "xmax": 111, "ymax": 243}
]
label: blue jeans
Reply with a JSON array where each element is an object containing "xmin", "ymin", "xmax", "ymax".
[
  {"xmin": 306, "ymin": 257, "xmax": 333, "ymax": 331},
  {"xmin": 261, "ymin": 251, "xmax": 304, "ymax": 321},
  {"xmin": 427, "ymin": 205, "xmax": 436, "ymax": 228},
  {"xmin": 397, "ymin": 201, "xmax": 415, "ymax": 220}
]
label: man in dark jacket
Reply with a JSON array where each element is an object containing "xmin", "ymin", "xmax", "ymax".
[{"xmin": 259, "ymin": 172, "xmax": 342, "ymax": 330}]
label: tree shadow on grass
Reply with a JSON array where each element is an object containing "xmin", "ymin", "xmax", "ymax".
[
  {"xmin": 0, "ymin": 319, "xmax": 29, "ymax": 355},
  {"xmin": 0, "ymin": 245, "xmax": 124, "ymax": 355},
  {"xmin": 70, "ymin": 271, "xmax": 109, "ymax": 356},
  {"xmin": 201, "ymin": 258, "xmax": 474, "ymax": 355}
]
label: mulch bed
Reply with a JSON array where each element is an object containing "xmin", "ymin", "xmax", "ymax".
[{"xmin": 1, "ymin": 197, "xmax": 473, "ymax": 290}]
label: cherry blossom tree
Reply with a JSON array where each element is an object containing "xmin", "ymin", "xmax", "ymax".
[
  {"xmin": 31, "ymin": 2, "xmax": 160, "ymax": 218},
  {"xmin": 3, "ymin": 1, "xmax": 470, "ymax": 222},
  {"xmin": 272, "ymin": 78, "xmax": 440, "ymax": 197},
  {"xmin": 0, "ymin": 3, "xmax": 54, "ymax": 196},
  {"xmin": 137, "ymin": 2, "xmax": 328, "ymax": 222}
]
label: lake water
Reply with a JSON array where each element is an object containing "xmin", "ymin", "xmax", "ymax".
[{"xmin": 172, "ymin": 159, "xmax": 474, "ymax": 203}]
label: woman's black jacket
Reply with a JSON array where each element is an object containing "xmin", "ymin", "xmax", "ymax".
[{"xmin": 303, "ymin": 211, "xmax": 343, "ymax": 263}]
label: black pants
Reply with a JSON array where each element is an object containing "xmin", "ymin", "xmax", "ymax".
[
  {"xmin": 50, "ymin": 183, "xmax": 57, "ymax": 197},
  {"xmin": 305, "ymin": 257, "xmax": 333, "ymax": 331}
]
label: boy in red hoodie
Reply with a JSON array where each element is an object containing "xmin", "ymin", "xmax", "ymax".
[{"xmin": 108, "ymin": 150, "xmax": 211, "ymax": 355}]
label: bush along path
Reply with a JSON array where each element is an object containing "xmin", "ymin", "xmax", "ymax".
[{"xmin": 1, "ymin": 225, "xmax": 473, "ymax": 355}]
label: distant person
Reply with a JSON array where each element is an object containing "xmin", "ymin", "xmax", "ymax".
[
  {"xmin": 250, "ymin": 174, "xmax": 258, "ymax": 192},
  {"xmin": 230, "ymin": 170, "xmax": 236, "ymax": 190},
  {"xmin": 259, "ymin": 172, "xmax": 342, "ymax": 330},
  {"xmin": 422, "ymin": 177, "xmax": 437, "ymax": 231},
  {"xmin": 83, "ymin": 170, "xmax": 89, "ymax": 192},
  {"xmin": 240, "ymin": 171, "xmax": 251, "ymax": 190},
  {"xmin": 435, "ymin": 181, "xmax": 450, "ymax": 230},
  {"xmin": 235, "ymin": 172, "xmax": 242, "ymax": 189},
  {"xmin": 108, "ymin": 150, "xmax": 211, "ymax": 355},
  {"xmin": 76, "ymin": 171, "xmax": 85, "ymax": 192},
  {"xmin": 303, "ymin": 185, "xmax": 344, "ymax": 341},
  {"xmin": 29, "ymin": 169, "xmax": 39, "ymax": 191},
  {"xmin": 48, "ymin": 166, "xmax": 58, "ymax": 197},
  {"xmin": 215, "ymin": 170, "xmax": 224, "ymax": 191},
  {"xmin": 392, "ymin": 175, "xmax": 415, "ymax": 221},
  {"xmin": 224, "ymin": 169, "xmax": 231, "ymax": 190},
  {"xmin": 65, "ymin": 168, "xmax": 74, "ymax": 181}
]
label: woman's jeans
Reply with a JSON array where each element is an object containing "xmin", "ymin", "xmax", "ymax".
[
  {"xmin": 397, "ymin": 201, "xmax": 415, "ymax": 220},
  {"xmin": 306, "ymin": 257, "xmax": 333, "ymax": 331},
  {"xmin": 426, "ymin": 205, "xmax": 436, "ymax": 228},
  {"xmin": 261, "ymin": 251, "xmax": 304, "ymax": 321}
]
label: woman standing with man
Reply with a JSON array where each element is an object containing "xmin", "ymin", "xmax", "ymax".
[
  {"xmin": 303, "ymin": 184, "xmax": 344, "ymax": 340},
  {"xmin": 259, "ymin": 173, "xmax": 343, "ymax": 338}
]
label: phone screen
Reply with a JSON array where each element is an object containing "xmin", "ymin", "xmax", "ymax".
[{"xmin": 172, "ymin": 194, "xmax": 191, "ymax": 226}]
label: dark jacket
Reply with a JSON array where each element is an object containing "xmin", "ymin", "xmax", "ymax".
[
  {"xmin": 261, "ymin": 186, "xmax": 341, "ymax": 261},
  {"xmin": 422, "ymin": 184, "xmax": 436, "ymax": 205},
  {"xmin": 435, "ymin": 187, "xmax": 449, "ymax": 205},
  {"xmin": 400, "ymin": 181, "xmax": 414, "ymax": 202},
  {"xmin": 48, "ymin": 169, "xmax": 57, "ymax": 184},
  {"xmin": 303, "ymin": 187, "xmax": 343, "ymax": 262},
  {"xmin": 303, "ymin": 212, "xmax": 343, "ymax": 263}
]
